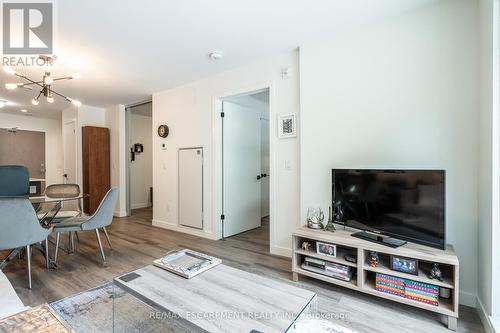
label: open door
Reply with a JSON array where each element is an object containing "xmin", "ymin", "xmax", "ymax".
[{"xmin": 222, "ymin": 100, "xmax": 262, "ymax": 237}]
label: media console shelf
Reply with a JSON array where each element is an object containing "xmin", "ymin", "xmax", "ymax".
[{"xmin": 292, "ymin": 227, "xmax": 459, "ymax": 331}]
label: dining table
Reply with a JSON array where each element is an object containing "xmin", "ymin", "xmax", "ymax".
[{"xmin": 28, "ymin": 194, "xmax": 89, "ymax": 269}]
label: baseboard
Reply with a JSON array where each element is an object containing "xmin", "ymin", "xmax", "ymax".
[
  {"xmin": 270, "ymin": 245, "xmax": 292, "ymax": 257},
  {"xmin": 152, "ymin": 219, "xmax": 217, "ymax": 240},
  {"xmin": 113, "ymin": 210, "xmax": 127, "ymax": 217},
  {"xmin": 131, "ymin": 203, "xmax": 151, "ymax": 210},
  {"xmin": 477, "ymin": 297, "xmax": 496, "ymax": 333}
]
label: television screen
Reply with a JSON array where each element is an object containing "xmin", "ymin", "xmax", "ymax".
[{"xmin": 332, "ymin": 169, "xmax": 445, "ymax": 250}]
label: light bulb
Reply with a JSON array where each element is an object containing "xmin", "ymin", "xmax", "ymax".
[
  {"xmin": 32, "ymin": 98, "xmax": 39, "ymax": 106},
  {"xmin": 45, "ymin": 76, "xmax": 54, "ymax": 85},
  {"xmin": 71, "ymin": 99, "xmax": 82, "ymax": 107},
  {"xmin": 5, "ymin": 83, "xmax": 18, "ymax": 90},
  {"xmin": 70, "ymin": 73, "xmax": 81, "ymax": 80},
  {"xmin": 47, "ymin": 95, "xmax": 54, "ymax": 103},
  {"xmin": 3, "ymin": 67, "xmax": 16, "ymax": 75}
]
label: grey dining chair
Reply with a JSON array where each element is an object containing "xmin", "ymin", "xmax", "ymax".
[
  {"xmin": 36, "ymin": 183, "xmax": 83, "ymax": 220},
  {"xmin": 53, "ymin": 188, "xmax": 118, "ymax": 264},
  {"xmin": 36, "ymin": 183, "xmax": 84, "ymax": 252},
  {"xmin": 0, "ymin": 165, "xmax": 52, "ymax": 289}
]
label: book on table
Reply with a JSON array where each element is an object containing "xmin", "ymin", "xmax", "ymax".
[{"xmin": 153, "ymin": 249, "xmax": 222, "ymax": 279}]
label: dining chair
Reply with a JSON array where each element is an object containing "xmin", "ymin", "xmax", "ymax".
[
  {"xmin": 53, "ymin": 188, "xmax": 118, "ymax": 264},
  {"xmin": 36, "ymin": 183, "xmax": 83, "ymax": 220},
  {"xmin": 36, "ymin": 183, "xmax": 84, "ymax": 252},
  {"xmin": 0, "ymin": 165, "xmax": 52, "ymax": 289}
]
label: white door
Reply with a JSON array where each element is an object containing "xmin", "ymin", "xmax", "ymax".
[
  {"xmin": 63, "ymin": 121, "xmax": 77, "ymax": 184},
  {"xmin": 261, "ymin": 117, "xmax": 270, "ymax": 218},
  {"xmin": 222, "ymin": 101, "xmax": 261, "ymax": 237}
]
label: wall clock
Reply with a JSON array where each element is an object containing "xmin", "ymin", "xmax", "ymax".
[{"xmin": 157, "ymin": 125, "xmax": 169, "ymax": 138}]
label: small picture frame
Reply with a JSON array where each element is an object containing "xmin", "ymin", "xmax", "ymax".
[
  {"xmin": 316, "ymin": 241, "xmax": 336, "ymax": 258},
  {"xmin": 278, "ymin": 114, "xmax": 296, "ymax": 138},
  {"xmin": 390, "ymin": 255, "xmax": 419, "ymax": 275}
]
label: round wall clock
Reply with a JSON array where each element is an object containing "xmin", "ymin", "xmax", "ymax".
[{"xmin": 157, "ymin": 125, "xmax": 169, "ymax": 138}]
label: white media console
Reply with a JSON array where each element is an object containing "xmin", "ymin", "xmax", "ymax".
[{"xmin": 292, "ymin": 227, "xmax": 459, "ymax": 330}]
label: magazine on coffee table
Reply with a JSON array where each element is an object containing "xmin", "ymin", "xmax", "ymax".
[{"xmin": 153, "ymin": 249, "xmax": 221, "ymax": 279}]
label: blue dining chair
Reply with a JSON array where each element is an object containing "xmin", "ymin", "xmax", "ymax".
[
  {"xmin": 0, "ymin": 165, "xmax": 52, "ymax": 289},
  {"xmin": 53, "ymin": 188, "xmax": 118, "ymax": 265}
]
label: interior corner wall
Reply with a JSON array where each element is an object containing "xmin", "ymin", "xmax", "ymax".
[
  {"xmin": 0, "ymin": 113, "xmax": 63, "ymax": 185},
  {"xmin": 105, "ymin": 104, "xmax": 127, "ymax": 217},
  {"xmin": 299, "ymin": 0, "xmax": 478, "ymax": 306},
  {"xmin": 152, "ymin": 51, "xmax": 299, "ymax": 252},
  {"xmin": 478, "ymin": 0, "xmax": 496, "ymax": 326}
]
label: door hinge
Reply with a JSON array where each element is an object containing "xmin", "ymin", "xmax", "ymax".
[
  {"xmin": 220, "ymin": 112, "xmax": 225, "ymax": 118},
  {"xmin": 221, "ymin": 214, "xmax": 225, "ymax": 220}
]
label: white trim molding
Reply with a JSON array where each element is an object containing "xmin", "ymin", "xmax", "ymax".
[
  {"xmin": 152, "ymin": 219, "xmax": 217, "ymax": 240},
  {"xmin": 212, "ymin": 81, "xmax": 277, "ymax": 249},
  {"xmin": 478, "ymin": 296, "xmax": 497, "ymax": 333},
  {"xmin": 114, "ymin": 210, "xmax": 127, "ymax": 218}
]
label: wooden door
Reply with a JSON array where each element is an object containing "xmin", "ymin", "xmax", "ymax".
[{"xmin": 82, "ymin": 126, "xmax": 110, "ymax": 214}]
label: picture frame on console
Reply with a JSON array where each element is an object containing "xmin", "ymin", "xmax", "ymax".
[
  {"xmin": 316, "ymin": 241, "xmax": 336, "ymax": 257},
  {"xmin": 390, "ymin": 255, "xmax": 419, "ymax": 275}
]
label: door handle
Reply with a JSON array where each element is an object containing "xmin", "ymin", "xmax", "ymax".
[
  {"xmin": 63, "ymin": 174, "xmax": 68, "ymax": 178},
  {"xmin": 256, "ymin": 175, "xmax": 261, "ymax": 180},
  {"xmin": 261, "ymin": 173, "xmax": 268, "ymax": 178}
]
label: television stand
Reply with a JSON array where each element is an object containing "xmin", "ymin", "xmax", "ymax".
[
  {"xmin": 351, "ymin": 231, "xmax": 407, "ymax": 248},
  {"xmin": 292, "ymin": 227, "xmax": 459, "ymax": 330}
]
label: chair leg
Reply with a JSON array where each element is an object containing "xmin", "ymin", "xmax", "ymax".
[
  {"xmin": 26, "ymin": 245, "xmax": 32, "ymax": 289},
  {"xmin": 102, "ymin": 227, "xmax": 112, "ymax": 250},
  {"xmin": 54, "ymin": 233, "xmax": 60, "ymax": 264},
  {"xmin": 45, "ymin": 238, "xmax": 50, "ymax": 269},
  {"xmin": 95, "ymin": 229, "xmax": 106, "ymax": 263},
  {"xmin": 69, "ymin": 232, "xmax": 74, "ymax": 253}
]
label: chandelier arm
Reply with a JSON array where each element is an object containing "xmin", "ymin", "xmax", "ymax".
[
  {"xmin": 20, "ymin": 81, "xmax": 44, "ymax": 86},
  {"xmin": 53, "ymin": 76, "xmax": 73, "ymax": 81},
  {"xmin": 50, "ymin": 89, "xmax": 70, "ymax": 101},
  {"xmin": 14, "ymin": 73, "xmax": 45, "ymax": 88}
]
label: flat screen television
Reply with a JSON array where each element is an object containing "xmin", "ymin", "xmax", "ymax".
[{"xmin": 332, "ymin": 169, "xmax": 445, "ymax": 250}]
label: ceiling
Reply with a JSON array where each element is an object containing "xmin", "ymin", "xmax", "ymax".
[{"xmin": 0, "ymin": 0, "xmax": 439, "ymax": 119}]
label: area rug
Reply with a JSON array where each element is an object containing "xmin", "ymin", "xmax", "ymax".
[{"xmin": 49, "ymin": 282, "xmax": 172, "ymax": 333}]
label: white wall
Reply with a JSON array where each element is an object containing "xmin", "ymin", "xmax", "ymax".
[
  {"xmin": 300, "ymin": 0, "xmax": 478, "ymax": 306},
  {"xmin": 105, "ymin": 105, "xmax": 127, "ymax": 217},
  {"xmin": 0, "ymin": 113, "xmax": 63, "ymax": 185},
  {"xmin": 62, "ymin": 104, "xmax": 106, "ymax": 189},
  {"xmin": 153, "ymin": 51, "xmax": 299, "ymax": 254},
  {"xmin": 129, "ymin": 113, "xmax": 152, "ymax": 209}
]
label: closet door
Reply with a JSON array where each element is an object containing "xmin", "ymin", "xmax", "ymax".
[
  {"xmin": 82, "ymin": 126, "xmax": 110, "ymax": 214},
  {"xmin": 178, "ymin": 148, "xmax": 203, "ymax": 229}
]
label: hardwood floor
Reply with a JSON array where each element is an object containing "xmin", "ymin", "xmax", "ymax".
[{"xmin": 1, "ymin": 208, "xmax": 484, "ymax": 332}]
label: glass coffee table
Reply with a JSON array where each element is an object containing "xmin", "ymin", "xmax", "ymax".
[{"xmin": 112, "ymin": 264, "xmax": 317, "ymax": 332}]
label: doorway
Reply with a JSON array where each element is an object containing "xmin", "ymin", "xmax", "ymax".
[
  {"xmin": 219, "ymin": 88, "xmax": 271, "ymax": 243},
  {"xmin": 125, "ymin": 101, "xmax": 153, "ymax": 221}
]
